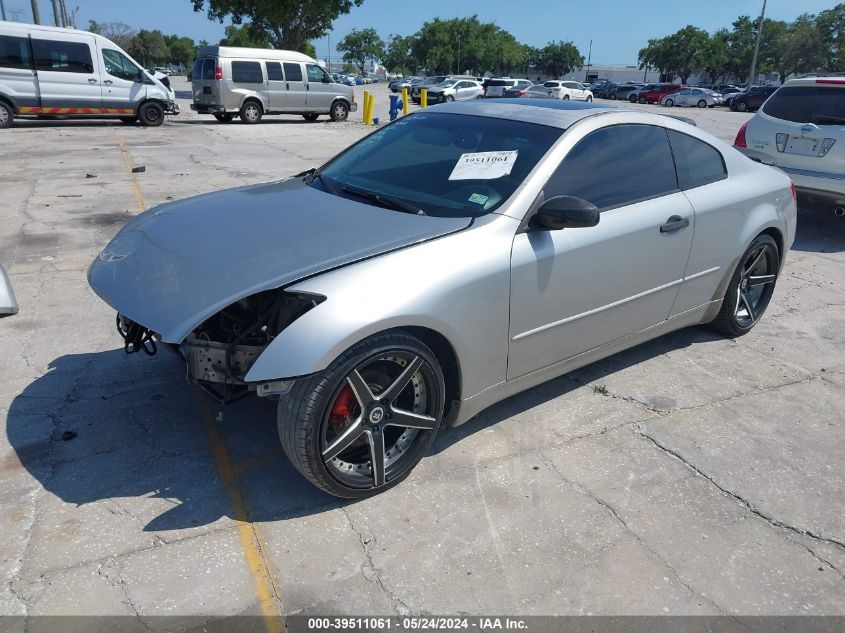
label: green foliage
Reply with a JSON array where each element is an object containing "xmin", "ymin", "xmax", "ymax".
[
  {"xmin": 539, "ymin": 41, "xmax": 583, "ymax": 79},
  {"xmin": 336, "ymin": 27, "xmax": 384, "ymax": 74},
  {"xmin": 220, "ymin": 22, "xmax": 270, "ymax": 47},
  {"xmin": 191, "ymin": 0, "xmax": 364, "ymax": 51},
  {"xmin": 382, "ymin": 34, "xmax": 417, "ymax": 75},
  {"xmin": 165, "ymin": 35, "xmax": 198, "ymax": 66},
  {"xmin": 129, "ymin": 29, "xmax": 170, "ymax": 67}
]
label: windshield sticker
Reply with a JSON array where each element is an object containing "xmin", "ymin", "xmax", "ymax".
[
  {"xmin": 468, "ymin": 193, "xmax": 489, "ymax": 205},
  {"xmin": 449, "ymin": 150, "xmax": 518, "ymax": 180}
]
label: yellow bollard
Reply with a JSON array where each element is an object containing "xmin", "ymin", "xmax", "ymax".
[
  {"xmin": 362, "ymin": 90, "xmax": 370, "ymax": 124},
  {"xmin": 421, "ymin": 88, "xmax": 428, "ymax": 108},
  {"xmin": 401, "ymin": 87, "xmax": 409, "ymax": 115},
  {"xmin": 365, "ymin": 92, "xmax": 375, "ymax": 125}
]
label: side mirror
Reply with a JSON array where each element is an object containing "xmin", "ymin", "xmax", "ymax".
[
  {"xmin": 323, "ymin": 75, "xmax": 332, "ymax": 83},
  {"xmin": 535, "ymin": 196, "xmax": 600, "ymax": 230}
]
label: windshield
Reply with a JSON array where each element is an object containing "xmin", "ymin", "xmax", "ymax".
[
  {"xmin": 312, "ymin": 112, "xmax": 562, "ymax": 218},
  {"xmin": 762, "ymin": 86, "xmax": 845, "ymax": 124}
]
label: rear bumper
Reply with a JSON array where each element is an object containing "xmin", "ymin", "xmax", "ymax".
[
  {"xmin": 738, "ymin": 148, "xmax": 845, "ymax": 206},
  {"xmin": 190, "ymin": 103, "xmax": 225, "ymax": 114}
]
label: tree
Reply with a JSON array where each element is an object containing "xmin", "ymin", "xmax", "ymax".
[
  {"xmin": 129, "ymin": 29, "xmax": 170, "ymax": 67},
  {"xmin": 97, "ymin": 22, "xmax": 136, "ymax": 51},
  {"xmin": 191, "ymin": 0, "xmax": 364, "ymax": 52},
  {"xmin": 700, "ymin": 29, "xmax": 730, "ymax": 83},
  {"xmin": 639, "ymin": 37, "xmax": 673, "ymax": 80},
  {"xmin": 382, "ymin": 34, "xmax": 416, "ymax": 75},
  {"xmin": 816, "ymin": 3, "xmax": 845, "ymax": 71},
  {"xmin": 336, "ymin": 27, "xmax": 384, "ymax": 74},
  {"xmin": 782, "ymin": 14, "xmax": 827, "ymax": 78},
  {"xmin": 220, "ymin": 22, "xmax": 270, "ymax": 47},
  {"xmin": 665, "ymin": 25, "xmax": 709, "ymax": 83},
  {"xmin": 88, "ymin": 20, "xmax": 102, "ymax": 35},
  {"xmin": 538, "ymin": 41, "xmax": 583, "ymax": 79},
  {"xmin": 165, "ymin": 35, "xmax": 198, "ymax": 67}
]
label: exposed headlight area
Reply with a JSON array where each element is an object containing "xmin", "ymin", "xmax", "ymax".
[{"xmin": 179, "ymin": 290, "xmax": 324, "ymax": 400}]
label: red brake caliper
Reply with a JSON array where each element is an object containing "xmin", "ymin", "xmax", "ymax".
[{"xmin": 329, "ymin": 384, "xmax": 357, "ymax": 430}]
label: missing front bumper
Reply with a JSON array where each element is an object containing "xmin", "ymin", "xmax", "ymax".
[{"xmin": 181, "ymin": 337, "xmax": 265, "ymax": 386}]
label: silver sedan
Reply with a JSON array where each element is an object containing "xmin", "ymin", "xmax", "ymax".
[
  {"xmin": 89, "ymin": 101, "xmax": 796, "ymax": 498},
  {"xmin": 661, "ymin": 88, "xmax": 724, "ymax": 108}
]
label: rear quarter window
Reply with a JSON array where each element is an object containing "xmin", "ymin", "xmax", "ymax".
[
  {"xmin": 232, "ymin": 60, "xmax": 263, "ymax": 83},
  {"xmin": 667, "ymin": 130, "xmax": 727, "ymax": 190},
  {"xmin": 0, "ymin": 35, "xmax": 32, "ymax": 70},
  {"xmin": 762, "ymin": 86, "xmax": 845, "ymax": 124}
]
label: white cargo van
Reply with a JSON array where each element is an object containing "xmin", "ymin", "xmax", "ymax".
[
  {"xmin": 0, "ymin": 21, "xmax": 178, "ymax": 128},
  {"xmin": 190, "ymin": 46, "xmax": 357, "ymax": 123}
]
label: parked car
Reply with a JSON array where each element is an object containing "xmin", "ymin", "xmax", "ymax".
[
  {"xmin": 520, "ymin": 84, "xmax": 554, "ymax": 99},
  {"xmin": 661, "ymin": 88, "xmax": 723, "ymax": 108},
  {"xmin": 88, "ymin": 100, "xmax": 796, "ymax": 498},
  {"xmin": 390, "ymin": 76, "xmax": 418, "ymax": 92},
  {"xmin": 427, "ymin": 79, "xmax": 484, "ymax": 102},
  {"xmin": 705, "ymin": 84, "xmax": 741, "ymax": 95},
  {"xmin": 502, "ymin": 80, "xmax": 534, "ymax": 98},
  {"xmin": 592, "ymin": 81, "xmax": 618, "ymax": 99},
  {"xmin": 0, "ymin": 264, "xmax": 18, "ymax": 316},
  {"xmin": 411, "ymin": 76, "xmax": 454, "ymax": 103},
  {"xmin": 544, "ymin": 80, "xmax": 593, "ymax": 101},
  {"xmin": 190, "ymin": 46, "xmax": 356, "ymax": 123},
  {"xmin": 483, "ymin": 77, "xmax": 520, "ymax": 97},
  {"xmin": 735, "ymin": 76, "xmax": 845, "ymax": 213},
  {"xmin": 0, "ymin": 21, "xmax": 178, "ymax": 128},
  {"xmin": 612, "ymin": 84, "xmax": 642, "ymax": 100},
  {"xmin": 635, "ymin": 84, "xmax": 684, "ymax": 104},
  {"xmin": 730, "ymin": 86, "xmax": 778, "ymax": 112}
]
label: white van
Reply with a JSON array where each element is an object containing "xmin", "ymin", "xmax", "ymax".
[
  {"xmin": 0, "ymin": 21, "xmax": 178, "ymax": 128},
  {"xmin": 190, "ymin": 46, "xmax": 357, "ymax": 123}
]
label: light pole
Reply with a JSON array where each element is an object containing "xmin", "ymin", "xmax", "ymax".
[
  {"xmin": 51, "ymin": 0, "xmax": 61, "ymax": 26},
  {"xmin": 585, "ymin": 39, "xmax": 592, "ymax": 82},
  {"xmin": 29, "ymin": 0, "xmax": 40, "ymax": 23},
  {"xmin": 456, "ymin": 34, "xmax": 460, "ymax": 76},
  {"xmin": 0, "ymin": 0, "xmax": 7, "ymax": 21},
  {"xmin": 746, "ymin": 0, "xmax": 767, "ymax": 88}
]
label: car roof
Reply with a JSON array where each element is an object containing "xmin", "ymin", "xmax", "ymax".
[
  {"xmin": 198, "ymin": 45, "xmax": 314, "ymax": 62},
  {"xmin": 784, "ymin": 76, "xmax": 845, "ymax": 88},
  {"xmin": 428, "ymin": 99, "xmax": 620, "ymax": 129}
]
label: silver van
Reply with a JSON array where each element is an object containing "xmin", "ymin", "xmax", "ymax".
[
  {"xmin": 0, "ymin": 21, "xmax": 178, "ymax": 128},
  {"xmin": 190, "ymin": 46, "xmax": 357, "ymax": 123}
]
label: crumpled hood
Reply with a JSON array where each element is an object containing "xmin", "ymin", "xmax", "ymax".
[{"xmin": 88, "ymin": 178, "xmax": 470, "ymax": 342}]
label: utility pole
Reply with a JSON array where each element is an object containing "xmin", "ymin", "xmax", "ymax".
[
  {"xmin": 456, "ymin": 34, "xmax": 461, "ymax": 75},
  {"xmin": 746, "ymin": 0, "xmax": 767, "ymax": 88},
  {"xmin": 29, "ymin": 0, "xmax": 40, "ymax": 24},
  {"xmin": 585, "ymin": 39, "xmax": 592, "ymax": 82},
  {"xmin": 0, "ymin": 0, "xmax": 7, "ymax": 21},
  {"xmin": 51, "ymin": 0, "xmax": 61, "ymax": 26},
  {"xmin": 60, "ymin": 0, "xmax": 70, "ymax": 27},
  {"xmin": 327, "ymin": 32, "xmax": 331, "ymax": 71}
]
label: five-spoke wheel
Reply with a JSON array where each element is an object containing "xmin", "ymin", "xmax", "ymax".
[
  {"xmin": 711, "ymin": 234, "xmax": 779, "ymax": 336},
  {"xmin": 278, "ymin": 332, "xmax": 445, "ymax": 497}
]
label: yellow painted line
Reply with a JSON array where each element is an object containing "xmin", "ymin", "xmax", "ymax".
[
  {"xmin": 112, "ymin": 132, "xmax": 146, "ymax": 212},
  {"xmin": 233, "ymin": 446, "xmax": 287, "ymax": 477},
  {"xmin": 196, "ymin": 395, "xmax": 284, "ymax": 632}
]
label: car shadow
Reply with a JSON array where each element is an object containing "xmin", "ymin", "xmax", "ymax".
[
  {"xmin": 793, "ymin": 205, "xmax": 845, "ymax": 253},
  {"xmin": 4, "ymin": 326, "xmax": 715, "ymax": 532}
]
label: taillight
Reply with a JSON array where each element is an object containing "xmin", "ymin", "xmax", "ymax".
[
  {"xmin": 790, "ymin": 180, "xmax": 797, "ymax": 202},
  {"xmin": 734, "ymin": 122, "xmax": 748, "ymax": 148},
  {"xmin": 816, "ymin": 78, "xmax": 845, "ymax": 84},
  {"xmin": 519, "ymin": 89, "xmax": 525, "ymax": 96},
  {"xmin": 215, "ymin": 67, "xmax": 223, "ymax": 80}
]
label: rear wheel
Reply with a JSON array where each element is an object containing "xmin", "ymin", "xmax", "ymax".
[
  {"xmin": 240, "ymin": 101, "xmax": 263, "ymax": 124},
  {"xmin": 609, "ymin": 93, "xmax": 617, "ymax": 100},
  {"xmin": 710, "ymin": 234, "xmax": 779, "ymax": 337},
  {"xmin": 736, "ymin": 100, "xmax": 748, "ymax": 112},
  {"xmin": 278, "ymin": 332, "xmax": 445, "ymax": 498},
  {"xmin": 586, "ymin": 95, "xmax": 593, "ymax": 102},
  {"xmin": 562, "ymin": 94, "xmax": 570, "ymax": 101},
  {"xmin": 0, "ymin": 102, "xmax": 11, "ymax": 129},
  {"xmin": 664, "ymin": 98, "xmax": 674, "ymax": 107},
  {"xmin": 302, "ymin": 113, "xmax": 320, "ymax": 122},
  {"xmin": 214, "ymin": 113, "xmax": 235, "ymax": 123},
  {"xmin": 138, "ymin": 101, "xmax": 164, "ymax": 127},
  {"xmin": 330, "ymin": 100, "xmax": 350, "ymax": 122},
  {"xmin": 638, "ymin": 96, "xmax": 647, "ymax": 104}
]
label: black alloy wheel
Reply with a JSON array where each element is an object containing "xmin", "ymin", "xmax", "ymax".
[{"xmin": 711, "ymin": 234, "xmax": 779, "ymax": 336}]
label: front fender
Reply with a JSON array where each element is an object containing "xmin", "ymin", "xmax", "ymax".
[{"xmin": 244, "ymin": 216, "xmax": 517, "ymax": 399}]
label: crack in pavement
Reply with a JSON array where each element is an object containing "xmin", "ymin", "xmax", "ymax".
[
  {"xmin": 536, "ymin": 451, "xmax": 728, "ymax": 615},
  {"xmin": 636, "ymin": 427, "xmax": 845, "ymax": 555},
  {"xmin": 342, "ymin": 508, "xmax": 411, "ymax": 616},
  {"xmin": 97, "ymin": 558, "xmax": 153, "ymax": 631}
]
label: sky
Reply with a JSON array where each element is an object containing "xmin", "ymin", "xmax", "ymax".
[{"xmin": 3, "ymin": 0, "xmax": 839, "ymax": 65}]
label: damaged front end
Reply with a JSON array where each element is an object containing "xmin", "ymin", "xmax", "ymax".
[{"xmin": 118, "ymin": 290, "xmax": 323, "ymax": 402}]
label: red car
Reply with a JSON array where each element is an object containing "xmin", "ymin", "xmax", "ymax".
[{"xmin": 636, "ymin": 84, "xmax": 687, "ymax": 104}]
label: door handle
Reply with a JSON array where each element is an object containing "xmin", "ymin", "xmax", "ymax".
[
  {"xmin": 660, "ymin": 215, "xmax": 690, "ymax": 232},
  {"xmin": 88, "ymin": 78, "xmax": 98, "ymax": 83},
  {"xmin": 103, "ymin": 80, "xmax": 113, "ymax": 85}
]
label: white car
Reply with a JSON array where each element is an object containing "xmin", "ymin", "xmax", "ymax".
[
  {"xmin": 426, "ymin": 79, "xmax": 484, "ymax": 103},
  {"xmin": 735, "ymin": 76, "xmax": 845, "ymax": 214},
  {"xmin": 544, "ymin": 80, "xmax": 593, "ymax": 101}
]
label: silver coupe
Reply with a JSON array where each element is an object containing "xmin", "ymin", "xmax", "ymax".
[{"xmin": 88, "ymin": 100, "xmax": 797, "ymax": 498}]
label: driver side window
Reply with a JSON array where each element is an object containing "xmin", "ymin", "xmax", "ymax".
[
  {"xmin": 102, "ymin": 49, "xmax": 140, "ymax": 81},
  {"xmin": 306, "ymin": 64, "xmax": 327, "ymax": 82}
]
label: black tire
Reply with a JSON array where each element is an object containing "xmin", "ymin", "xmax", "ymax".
[
  {"xmin": 736, "ymin": 100, "xmax": 748, "ymax": 112},
  {"xmin": 214, "ymin": 113, "xmax": 235, "ymax": 123},
  {"xmin": 639, "ymin": 96, "xmax": 647, "ymax": 104},
  {"xmin": 609, "ymin": 93, "xmax": 617, "ymax": 100},
  {"xmin": 278, "ymin": 331, "xmax": 446, "ymax": 498},
  {"xmin": 0, "ymin": 101, "xmax": 11, "ymax": 129},
  {"xmin": 665, "ymin": 99, "xmax": 674, "ymax": 107},
  {"xmin": 239, "ymin": 100, "xmax": 263, "ymax": 124},
  {"xmin": 562, "ymin": 94, "xmax": 570, "ymax": 101},
  {"xmin": 710, "ymin": 234, "xmax": 779, "ymax": 337},
  {"xmin": 446, "ymin": 95, "xmax": 454, "ymax": 102},
  {"xmin": 302, "ymin": 113, "xmax": 320, "ymax": 122},
  {"xmin": 586, "ymin": 95, "xmax": 593, "ymax": 102},
  {"xmin": 138, "ymin": 101, "xmax": 164, "ymax": 127},
  {"xmin": 119, "ymin": 116, "xmax": 137, "ymax": 125},
  {"xmin": 697, "ymin": 99, "xmax": 707, "ymax": 108},
  {"xmin": 330, "ymin": 100, "xmax": 350, "ymax": 122}
]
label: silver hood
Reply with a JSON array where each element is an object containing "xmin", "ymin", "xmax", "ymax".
[{"xmin": 88, "ymin": 178, "xmax": 470, "ymax": 343}]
